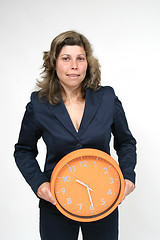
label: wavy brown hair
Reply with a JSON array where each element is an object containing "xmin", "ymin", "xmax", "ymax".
[{"xmin": 37, "ymin": 31, "xmax": 101, "ymax": 105}]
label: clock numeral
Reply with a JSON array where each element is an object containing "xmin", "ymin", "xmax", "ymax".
[
  {"xmin": 62, "ymin": 176, "xmax": 71, "ymax": 183},
  {"xmin": 79, "ymin": 160, "xmax": 87, "ymax": 168},
  {"xmin": 94, "ymin": 161, "xmax": 97, "ymax": 167},
  {"xmin": 103, "ymin": 167, "xmax": 108, "ymax": 174},
  {"xmin": 69, "ymin": 166, "xmax": 76, "ymax": 173},
  {"xmin": 107, "ymin": 188, "xmax": 112, "ymax": 195},
  {"xmin": 77, "ymin": 203, "xmax": 82, "ymax": 210},
  {"xmin": 67, "ymin": 198, "xmax": 72, "ymax": 204},
  {"xmin": 101, "ymin": 198, "xmax": 106, "ymax": 205},
  {"xmin": 109, "ymin": 177, "xmax": 114, "ymax": 184},
  {"xmin": 61, "ymin": 188, "xmax": 65, "ymax": 194}
]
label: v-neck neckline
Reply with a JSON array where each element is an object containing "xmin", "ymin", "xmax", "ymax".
[{"xmin": 61, "ymin": 97, "xmax": 86, "ymax": 134}]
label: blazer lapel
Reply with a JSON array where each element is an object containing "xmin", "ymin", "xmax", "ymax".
[
  {"xmin": 49, "ymin": 99, "xmax": 78, "ymax": 138},
  {"xmin": 78, "ymin": 88, "xmax": 103, "ymax": 137}
]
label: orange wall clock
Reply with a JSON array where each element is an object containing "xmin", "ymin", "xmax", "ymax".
[{"xmin": 50, "ymin": 148, "xmax": 124, "ymax": 222}]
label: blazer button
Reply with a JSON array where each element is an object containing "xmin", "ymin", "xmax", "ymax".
[{"xmin": 77, "ymin": 143, "xmax": 82, "ymax": 148}]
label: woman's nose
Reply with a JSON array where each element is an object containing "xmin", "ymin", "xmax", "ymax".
[{"xmin": 71, "ymin": 60, "xmax": 78, "ymax": 69}]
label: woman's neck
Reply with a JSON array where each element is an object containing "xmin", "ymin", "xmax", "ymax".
[{"xmin": 61, "ymin": 86, "xmax": 83, "ymax": 103}]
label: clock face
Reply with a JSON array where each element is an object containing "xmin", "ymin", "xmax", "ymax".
[{"xmin": 50, "ymin": 149, "xmax": 124, "ymax": 222}]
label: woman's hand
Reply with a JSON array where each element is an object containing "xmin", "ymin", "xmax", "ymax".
[
  {"xmin": 37, "ymin": 182, "xmax": 56, "ymax": 205},
  {"xmin": 122, "ymin": 179, "xmax": 135, "ymax": 201}
]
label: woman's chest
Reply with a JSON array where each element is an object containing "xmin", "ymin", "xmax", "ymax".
[{"xmin": 64, "ymin": 100, "xmax": 85, "ymax": 131}]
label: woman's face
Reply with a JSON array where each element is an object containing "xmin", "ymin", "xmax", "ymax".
[{"xmin": 55, "ymin": 45, "xmax": 88, "ymax": 92}]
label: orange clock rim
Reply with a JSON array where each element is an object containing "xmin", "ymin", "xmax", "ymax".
[{"xmin": 50, "ymin": 148, "xmax": 124, "ymax": 222}]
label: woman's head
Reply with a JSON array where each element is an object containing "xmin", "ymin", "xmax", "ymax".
[
  {"xmin": 37, "ymin": 31, "xmax": 101, "ymax": 104},
  {"xmin": 55, "ymin": 45, "xmax": 88, "ymax": 93}
]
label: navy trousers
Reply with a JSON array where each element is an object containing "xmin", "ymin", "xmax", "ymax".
[{"xmin": 40, "ymin": 207, "xmax": 118, "ymax": 240}]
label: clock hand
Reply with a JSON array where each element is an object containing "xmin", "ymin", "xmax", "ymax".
[
  {"xmin": 87, "ymin": 186, "xmax": 94, "ymax": 207},
  {"xmin": 76, "ymin": 179, "xmax": 93, "ymax": 191},
  {"xmin": 76, "ymin": 179, "xmax": 94, "ymax": 206},
  {"xmin": 71, "ymin": 172, "xmax": 93, "ymax": 191}
]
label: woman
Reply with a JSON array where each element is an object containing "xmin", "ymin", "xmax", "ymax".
[{"xmin": 14, "ymin": 31, "xmax": 137, "ymax": 240}]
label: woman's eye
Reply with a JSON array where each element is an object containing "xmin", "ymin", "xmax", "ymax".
[
  {"xmin": 62, "ymin": 57, "xmax": 69, "ymax": 61},
  {"xmin": 77, "ymin": 57, "xmax": 85, "ymax": 61}
]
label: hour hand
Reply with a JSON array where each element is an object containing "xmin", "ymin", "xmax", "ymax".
[{"xmin": 76, "ymin": 179, "xmax": 93, "ymax": 191}]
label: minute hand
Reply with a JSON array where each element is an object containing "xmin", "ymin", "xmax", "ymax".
[
  {"xmin": 76, "ymin": 179, "xmax": 93, "ymax": 191},
  {"xmin": 87, "ymin": 186, "xmax": 94, "ymax": 207}
]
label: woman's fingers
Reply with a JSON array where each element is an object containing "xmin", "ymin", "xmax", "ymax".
[
  {"xmin": 122, "ymin": 179, "xmax": 135, "ymax": 201},
  {"xmin": 37, "ymin": 182, "xmax": 56, "ymax": 205}
]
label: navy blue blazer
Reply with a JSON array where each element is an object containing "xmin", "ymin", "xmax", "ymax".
[{"xmin": 14, "ymin": 86, "xmax": 136, "ymax": 196}]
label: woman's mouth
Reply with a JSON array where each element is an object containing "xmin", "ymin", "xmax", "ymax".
[{"xmin": 66, "ymin": 74, "xmax": 80, "ymax": 79}]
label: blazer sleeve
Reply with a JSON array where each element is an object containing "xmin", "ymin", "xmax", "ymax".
[
  {"xmin": 14, "ymin": 93, "xmax": 49, "ymax": 195},
  {"xmin": 111, "ymin": 95, "xmax": 137, "ymax": 184}
]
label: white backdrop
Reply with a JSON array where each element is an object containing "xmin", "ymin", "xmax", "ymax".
[{"xmin": 1, "ymin": 0, "xmax": 160, "ymax": 239}]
